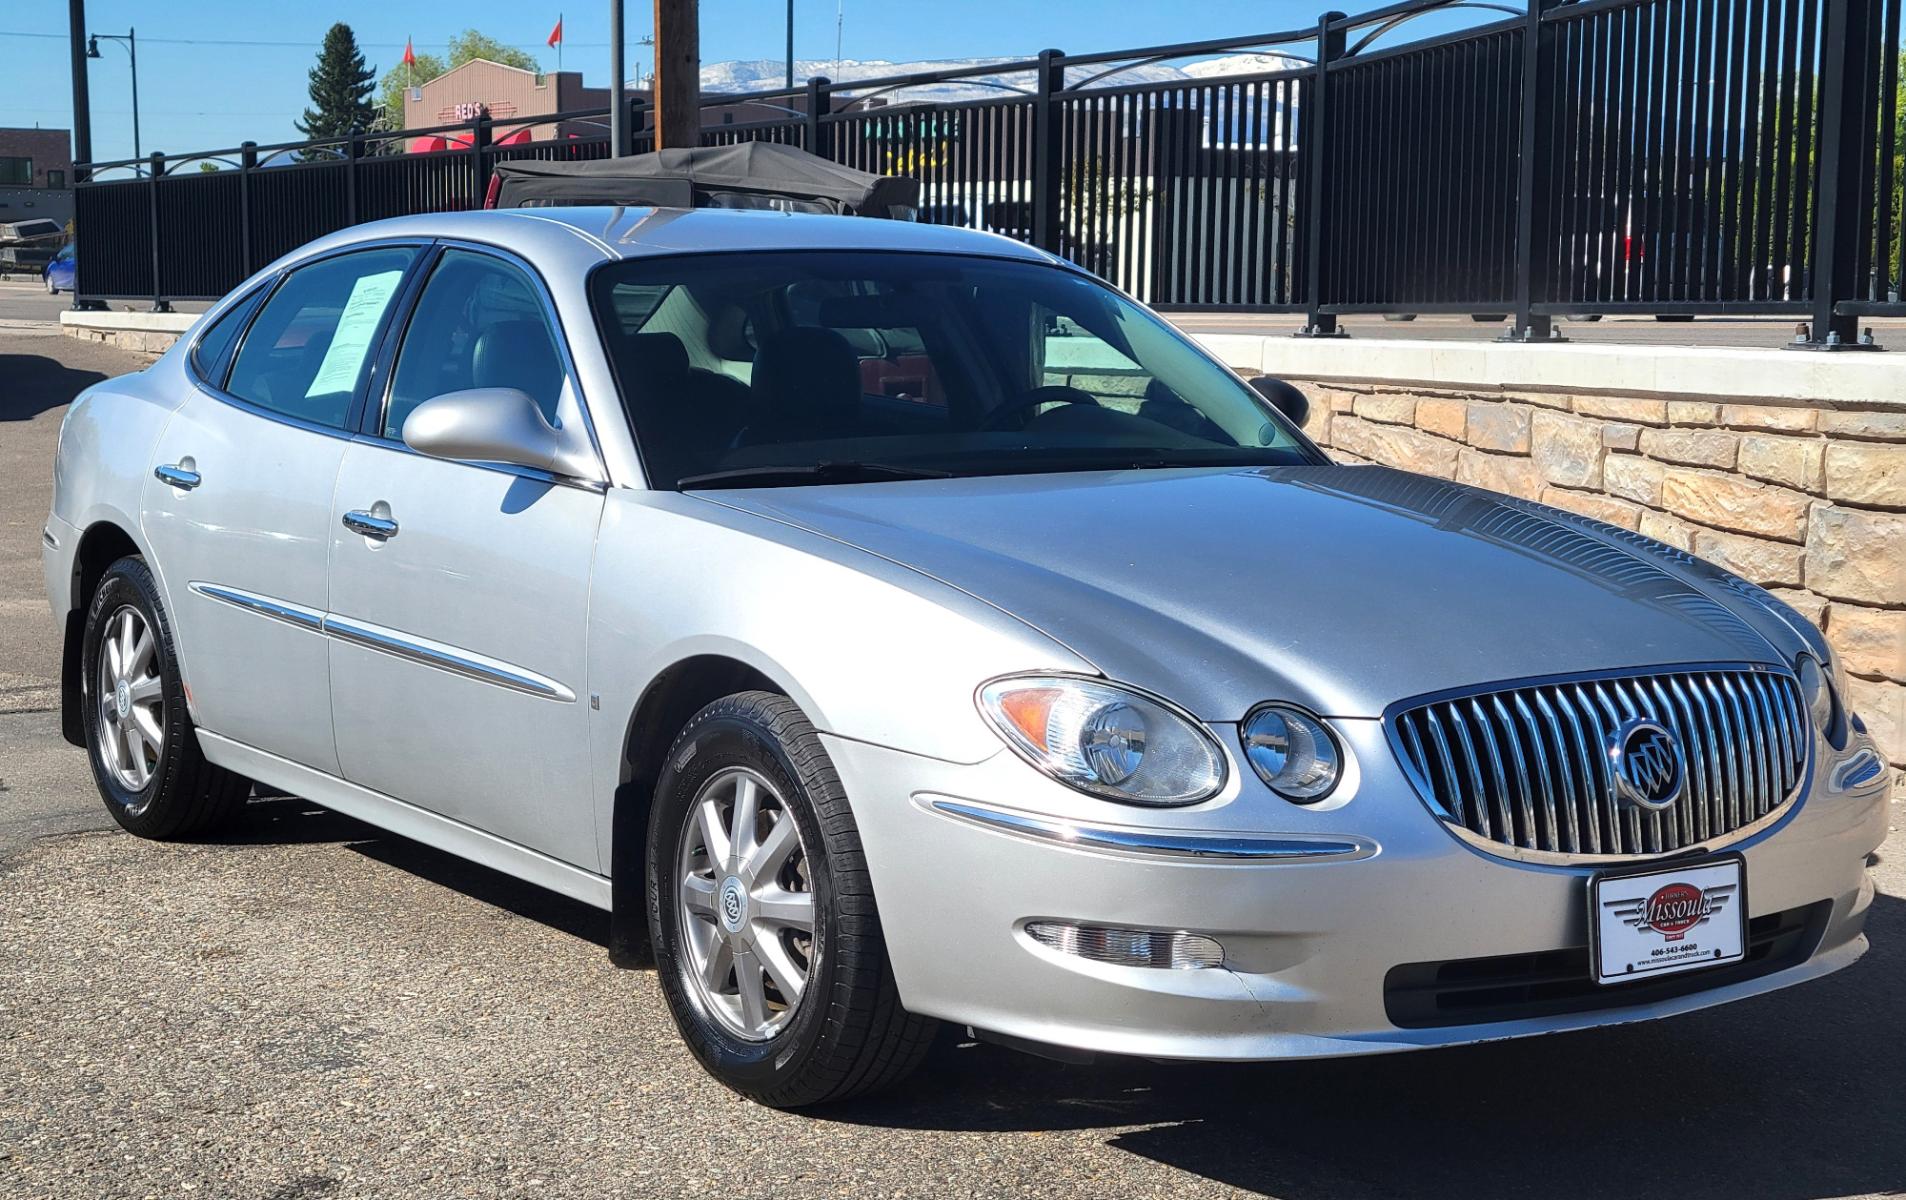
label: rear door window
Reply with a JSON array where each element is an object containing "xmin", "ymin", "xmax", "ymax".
[
  {"xmin": 189, "ymin": 291, "xmax": 259, "ymax": 386},
  {"xmin": 224, "ymin": 247, "xmax": 419, "ymax": 429}
]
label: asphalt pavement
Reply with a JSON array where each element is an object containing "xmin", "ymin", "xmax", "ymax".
[{"xmin": 2, "ymin": 327, "xmax": 1904, "ymax": 1199}]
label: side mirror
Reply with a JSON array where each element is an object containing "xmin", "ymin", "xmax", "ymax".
[
  {"xmin": 402, "ymin": 388, "xmax": 595, "ymax": 479},
  {"xmin": 1250, "ymin": 376, "xmax": 1310, "ymax": 428}
]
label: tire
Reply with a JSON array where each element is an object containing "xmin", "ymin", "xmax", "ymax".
[
  {"xmin": 647, "ymin": 690, "xmax": 937, "ymax": 1108},
  {"xmin": 81, "ymin": 556, "xmax": 250, "ymax": 839},
  {"xmin": 45, "ymin": 273, "xmax": 57, "ymax": 295}
]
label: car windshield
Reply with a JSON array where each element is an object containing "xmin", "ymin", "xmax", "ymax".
[{"xmin": 588, "ymin": 250, "xmax": 1321, "ymax": 488}]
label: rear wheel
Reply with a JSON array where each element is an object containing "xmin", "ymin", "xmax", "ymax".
[
  {"xmin": 648, "ymin": 691, "xmax": 936, "ymax": 1107},
  {"xmin": 44, "ymin": 272, "xmax": 57, "ymax": 294},
  {"xmin": 81, "ymin": 557, "xmax": 249, "ymax": 838}
]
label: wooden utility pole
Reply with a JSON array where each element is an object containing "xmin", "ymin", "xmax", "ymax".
[{"xmin": 652, "ymin": 0, "xmax": 700, "ymax": 149}]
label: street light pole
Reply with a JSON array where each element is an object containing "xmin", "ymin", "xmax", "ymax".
[
  {"xmin": 86, "ymin": 27, "xmax": 140, "ymax": 167},
  {"xmin": 786, "ymin": 0, "xmax": 794, "ymax": 91}
]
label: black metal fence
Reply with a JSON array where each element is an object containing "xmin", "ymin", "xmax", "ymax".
[{"xmin": 73, "ymin": 0, "xmax": 1906, "ymax": 346}]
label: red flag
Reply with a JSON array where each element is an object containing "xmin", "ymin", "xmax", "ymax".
[
  {"xmin": 402, "ymin": 37, "xmax": 416, "ymax": 66},
  {"xmin": 547, "ymin": 18, "xmax": 563, "ymax": 48}
]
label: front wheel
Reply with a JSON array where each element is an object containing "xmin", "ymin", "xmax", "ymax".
[
  {"xmin": 44, "ymin": 273, "xmax": 57, "ymax": 294},
  {"xmin": 81, "ymin": 557, "xmax": 250, "ymax": 838},
  {"xmin": 648, "ymin": 691, "xmax": 937, "ymax": 1107}
]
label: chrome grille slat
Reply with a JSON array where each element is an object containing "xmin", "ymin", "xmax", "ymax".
[
  {"xmin": 1390, "ymin": 668, "xmax": 1809, "ymax": 861},
  {"xmin": 1741, "ymin": 674, "xmax": 1776, "ymax": 818}
]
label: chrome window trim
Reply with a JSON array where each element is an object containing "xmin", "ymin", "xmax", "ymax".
[
  {"xmin": 923, "ymin": 797, "xmax": 1376, "ymax": 863},
  {"xmin": 363, "ymin": 238, "xmax": 608, "ymax": 487},
  {"xmin": 197, "ymin": 238, "xmax": 433, "ymax": 440},
  {"xmin": 1384, "ymin": 662, "xmax": 1812, "ymax": 868}
]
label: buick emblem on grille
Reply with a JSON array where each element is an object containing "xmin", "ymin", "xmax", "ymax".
[{"xmin": 1608, "ymin": 718, "xmax": 1685, "ymax": 811}]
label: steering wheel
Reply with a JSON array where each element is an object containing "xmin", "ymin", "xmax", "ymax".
[{"xmin": 982, "ymin": 385, "xmax": 1102, "ymax": 432}]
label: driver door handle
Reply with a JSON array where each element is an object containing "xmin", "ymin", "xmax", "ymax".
[
  {"xmin": 342, "ymin": 510, "xmax": 399, "ymax": 540},
  {"xmin": 154, "ymin": 464, "xmax": 201, "ymax": 491}
]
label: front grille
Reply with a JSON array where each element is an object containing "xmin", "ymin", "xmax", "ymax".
[
  {"xmin": 1383, "ymin": 901, "xmax": 1829, "ymax": 1028},
  {"xmin": 1390, "ymin": 667, "xmax": 1809, "ymax": 860}
]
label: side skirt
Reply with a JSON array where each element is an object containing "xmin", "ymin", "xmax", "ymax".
[{"xmin": 197, "ymin": 730, "xmax": 612, "ymax": 911}]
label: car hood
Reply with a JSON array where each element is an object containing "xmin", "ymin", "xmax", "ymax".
[{"xmin": 700, "ymin": 465, "xmax": 1801, "ymax": 719}]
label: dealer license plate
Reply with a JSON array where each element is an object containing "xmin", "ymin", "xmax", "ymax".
[{"xmin": 1589, "ymin": 856, "xmax": 1747, "ymax": 985}]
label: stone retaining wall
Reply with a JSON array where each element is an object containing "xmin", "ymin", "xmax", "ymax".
[
  {"xmin": 59, "ymin": 311, "xmax": 196, "ymax": 357},
  {"xmin": 1283, "ymin": 378, "xmax": 1905, "ymax": 777}
]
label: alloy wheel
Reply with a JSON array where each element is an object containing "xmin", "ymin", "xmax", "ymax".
[
  {"xmin": 95, "ymin": 605, "xmax": 164, "ymax": 794},
  {"xmin": 675, "ymin": 766, "xmax": 816, "ymax": 1042}
]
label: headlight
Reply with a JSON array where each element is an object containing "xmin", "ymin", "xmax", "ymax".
[
  {"xmin": 976, "ymin": 676, "xmax": 1226, "ymax": 806},
  {"xmin": 1240, "ymin": 704, "xmax": 1342, "ymax": 802},
  {"xmin": 1797, "ymin": 652, "xmax": 1850, "ymax": 749}
]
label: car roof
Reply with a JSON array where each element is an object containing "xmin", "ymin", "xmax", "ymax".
[{"xmin": 295, "ymin": 206, "xmax": 1061, "ymax": 272}]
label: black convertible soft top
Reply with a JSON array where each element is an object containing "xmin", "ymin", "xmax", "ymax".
[{"xmin": 490, "ymin": 143, "xmax": 920, "ymax": 218}]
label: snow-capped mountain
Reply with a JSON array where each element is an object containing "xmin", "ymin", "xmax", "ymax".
[{"xmin": 699, "ymin": 53, "xmax": 1306, "ymax": 104}]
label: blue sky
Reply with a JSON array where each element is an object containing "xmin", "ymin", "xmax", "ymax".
[{"xmin": 0, "ymin": 1, "xmax": 1364, "ymax": 163}]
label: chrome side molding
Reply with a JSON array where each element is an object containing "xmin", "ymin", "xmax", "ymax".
[
  {"xmin": 322, "ymin": 614, "xmax": 575, "ymax": 703},
  {"xmin": 188, "ymin": 582, "xmax": 325, "ymax": 632},
  {"xmin": 924, "ymin": 797, "xmax": 1376, "ymax": 863},
  {"xmin": 188, "ymin": 581, "xmax": 574, "ymax": 703}
]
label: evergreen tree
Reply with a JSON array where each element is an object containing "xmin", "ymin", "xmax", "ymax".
[{"xmin": 297, "ymin": 23, "xmax": 377, "ymax": 140}]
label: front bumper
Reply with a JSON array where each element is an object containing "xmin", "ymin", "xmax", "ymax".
[{"xmin": 827, "ymin": 718, "xmax": 1887, "ymax": 1061}]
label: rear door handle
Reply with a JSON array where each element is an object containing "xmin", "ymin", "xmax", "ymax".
[
  {"xmin": 342, "ymin": 510, "xmax": 399, "ymax": 540},
  {"xmin": 154, "ymin": 464, "xmax": 201, "ymax": 490}
]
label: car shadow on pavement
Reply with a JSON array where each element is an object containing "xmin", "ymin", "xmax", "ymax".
[
  {"xmin": 0, "ymin": 351, "xmax": 109, "ymax": 422},
  {"xmin": 221, "ymin": 794, "xmax": 613, "ymax": 948},
  {"xmin": 821, "ymin": 889, "xmax": 1906, "ymax": 1200}
]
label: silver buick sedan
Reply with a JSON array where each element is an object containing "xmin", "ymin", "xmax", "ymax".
[{"xmin": 43, "ymin": 208, "xmax": 1891, "ymax": 1108}]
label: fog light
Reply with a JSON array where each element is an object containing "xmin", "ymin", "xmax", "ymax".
[{"xmin": 1025, "ymin": 921, "xmax": 1225, "ymax": 969}]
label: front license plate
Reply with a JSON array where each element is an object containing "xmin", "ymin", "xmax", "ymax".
[{"xmin": 1589, "ymin": 856, "xmax": 1747, "ymax": 986}]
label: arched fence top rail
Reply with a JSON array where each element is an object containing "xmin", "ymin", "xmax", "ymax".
[{"xmin": 70, "ymin": 0, "xmax": 1903, "ymax": 349}]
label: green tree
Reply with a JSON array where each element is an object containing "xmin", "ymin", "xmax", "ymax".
[
  {"xmin": 373, "ymin": 31, "xmax": 541, "ymax": 132},
  {"xmin": 1892, "ymin": 51, "xmax": 1904, "ymax": 298},
  {"xmin": 446, "ymin": 30, "xmax": 539, "ymax": 73},
  {"xmin": 377, "ymin": 50, "xmax": 447, "ymax": 131},
  {"xmin": 297, "ymin": 23, "xmax": 377, "ymax": 140}
]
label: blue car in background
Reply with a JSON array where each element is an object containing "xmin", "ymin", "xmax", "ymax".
[{"xmin": 44, "ymin": 243, "xmax": 76, "ymax": 294}]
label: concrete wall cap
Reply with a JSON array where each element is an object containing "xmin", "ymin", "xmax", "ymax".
[
  {"xmin": 1191, "ymin": 334, "xmax": 1906, "ymax": 410},
  {"xmin": 58, "ymin": 310, "xmax": 202, "ymax": 335}
]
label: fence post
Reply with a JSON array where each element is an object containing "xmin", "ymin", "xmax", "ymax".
[
  {"xmin": 1298, "ymin": 14, "xmax": 1346, "ymax": 337},
  {"xmin": 1505, "ymin": 0, "xmax": 1566, "ymax": 342},
  {"xmin": 472, "ymin": 113, "xmax": 494, "ymax": 206},
  {"xmin": 147, "ymin": 151, "xmax": 169, "ymax": 312},
  {"xmin": 346, "ymin": 128, "xmax": 364, "ymax": 226},
  {"xmin": 239, "ymin": 141, "xmax": 257, "ymax": 276},
  {"xmin": 1799, "ymin": 0, "xmax": 1883, "ymax": 350},
  {"xmin": 805, "ymin": 76, "xmax": 833, "ymax": 159},
  {"xmin": 628, "ymin": 96, "xmax": 649, "ymax": 154},
  {"xmin": 1032, "ymin": 49, "xmax": 1065, "ymax": 255}
]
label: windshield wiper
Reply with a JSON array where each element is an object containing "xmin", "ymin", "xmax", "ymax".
[{"xmin": 676, "ymin": 461, "xmax": 956, "ymax": 490}]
